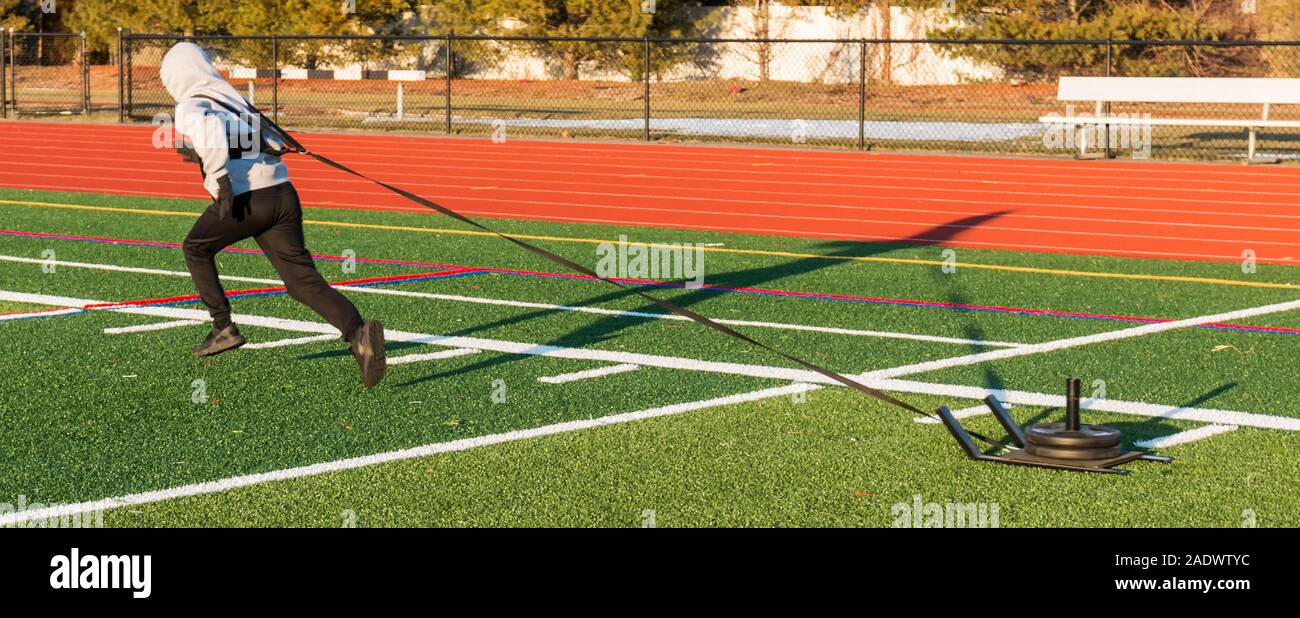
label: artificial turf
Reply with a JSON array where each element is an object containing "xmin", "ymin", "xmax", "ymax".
[{"xmin": 0, "ymin": 186, "xmax": 1297, "ymax": 527}]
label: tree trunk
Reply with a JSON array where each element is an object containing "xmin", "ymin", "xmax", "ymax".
[
  {"xmin": 563, "ymin": 48, "xmax": 579, "ymax": 80},
  {"xmin": 878, "ymin": 0, "xmax": 892, "ymax": 83}
]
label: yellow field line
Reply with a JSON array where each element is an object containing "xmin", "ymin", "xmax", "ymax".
[{"xmin": 3, "ymin": 197, "xmax": 1298, "ymax": 291}]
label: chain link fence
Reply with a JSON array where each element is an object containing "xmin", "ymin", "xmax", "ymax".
[
  {"xmin": 4, "ymin": 32, "xmax": 90, "ymax": 117},
  {"xmin": 81, "ymin": 33, "xmax": 1300, "ymax": 162}
]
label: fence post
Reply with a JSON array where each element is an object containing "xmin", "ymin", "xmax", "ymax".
[
  {"xmin": 1104, "ymin": 35, "xmax": 1113, "ymax": 158},
  {"xmin": 116, "ymin": 28, "xmax": 123, "ymax": 123},
  {"xmin": 10, "ymin": 30, "xmax": 17, "ymax": 117},
  {"xmin": 1, "ymin": 29, "xmax": 7, "ymax": 119},
  {"xmin": 1105, "ymin": 36, "xmax": 1113, "ymax": 77},
  {"xmin": 81, "ymin": 31, "xmax": 89, "ymax": 115},
  {"xmin": 445, "ymin": 32, "xmax": 453, "ymax": 134},
  {"xmin": 271, "ymin": 35, "xmax": 279, "ymax": 123},
  {"xmin": 858, "ymin": 39, "xmax": 867, "ymax": 151},
  {"xmin": 643, "ymin": 35, "xmax": 651, "ymax": 142},
  {"xmin": 125, "ymin": 31, "xmax": 133, "ymax": 120}
]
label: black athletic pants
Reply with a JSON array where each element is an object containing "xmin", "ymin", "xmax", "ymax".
[{"xmin": 183, "ymin": 182, "xmax": 365, "ymax": 341}]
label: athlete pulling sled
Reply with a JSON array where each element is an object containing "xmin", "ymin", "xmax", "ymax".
[{"xmin": 161, "ymin": 42, "xmax": 386, "ymax": 387}]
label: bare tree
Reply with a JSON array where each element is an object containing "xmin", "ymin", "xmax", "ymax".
[{"xmin": 731, "ymin": 0, "xmax": 799, "ymax": 81}]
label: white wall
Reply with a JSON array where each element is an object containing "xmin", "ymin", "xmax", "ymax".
[
  {"xmin": 218, "ymin": 4, "xmax": 1004, "ymax": 86},
  {"xmin": 472, "ymin": 5, "xmax": 1002, "ymax": 85}
]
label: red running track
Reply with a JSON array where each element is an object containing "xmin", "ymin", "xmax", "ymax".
[{"xmin": 3, "ymin": 121, "xmax": 1299, "ymax": 264}]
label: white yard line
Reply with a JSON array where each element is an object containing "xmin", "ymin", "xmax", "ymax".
[
  {"xmin": 880, "ymin": 379, "xmax": 1300, "ymax": 431},
  {"xmin": 0, "ymin": 307, "xmax": 82, "ymax": 322},
  {"xmin": 3, "ymin": 285, "xmax": 1298, "ymax": 524},
  {"xmin": 352, "ymin": 285, "xmax": 1026, "ymax": 347},
  {"xmin": 861, "ymin": 298, "xmax": 1300, "ymax": 381},
  {"xmin": 0, "ymin": 382, "xmax": 816, "ymax": 527},
  {"xmin": 0, "ymin": 289, "xmax": 876, "ymax": 384},
  {"xmin": 243, "ymin": 334, "xmax": 340, "ymax": 350},
  {"xmin": 388, "ymin": 348, "xmax": 481, "ymax": 365},
  {"xmin": 5, "ymin": 288, "xmax": 1298, "ymax": 431},
  {"xmin": 539, "ymin": 363, "xmax": 641, "ymax": 384},
  {"xmin": 0, "ymin": 254, "xmax": 280, "ymax": 285},
  {"xmin": 913, "ymin": 402, "xmax": 1006, "ymax": 424},
  {"xmin": 103, "ymin": 319, "xmax": 203, "ymax": 335},
  {"xmin": 1135, "ymin": 424, "xmax": 1239, "ymax": 449},
  {"xmin": 0, "ymin": 253, "xmax": 1025, "ymax": 348}
]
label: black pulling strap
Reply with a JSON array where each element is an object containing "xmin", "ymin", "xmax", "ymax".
[{"xmin": 194, "ymin": 94, "xmax": 1011, "ymax": 451}]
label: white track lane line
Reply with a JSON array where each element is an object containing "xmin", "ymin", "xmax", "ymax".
[
  {"xmin": 862, "ymin": 298, "xmax": 1300, "ymax": 381},
  {"xmin": 0, "ymin": 382, "xmax": 817, "ymax": 527},
  {"xmin": 1135, "ymin": 424, "xmax": 1239, "ymax": 449},
  {"xmin": 11, "ymin": 145, "xmax": 1300, "ymax": 211},
  {"xmin": 388, "ymin": 348, "xmax": 480, "ymax": 365},
  {"xmin": 0, "ymin": 253, "xmax": 1023, "ymax": 348},
  {"xmin": 6, "ymin": 289, "xmax": 1297, "ymax": 431},
  {"xmin": 12, "ymin": 126, "xmax": 1300, "ymax": 185},
  {"xmin": 539, "ymin": 363, "xmax": 641, "ymax": 384},
  {"xmin": 243, "ymin": 334, "xmax": 340, "ymax": 350},
  {"xmin": 103, "ymin": 319, "xmax": 203, "ymax": 335}
]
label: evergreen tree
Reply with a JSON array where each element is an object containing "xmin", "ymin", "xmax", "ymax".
[
  {"xmin": 931, "ymin": 1, "xmax": 1260, "ymax": 79},
  {"xmin": 1, "ymin": 0, "xmax": 33, "ymax": 32},
  {"xmin": 434, "ymin": 0, "xmax": 710, "ymax": 80}
]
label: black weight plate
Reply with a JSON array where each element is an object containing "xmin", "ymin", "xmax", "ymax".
[
  {"xmin": 1024, "ymin": 422, "xmax": 1122, "ymax": 448},
  {"xmin": 1025, "ymin": 443, "xmax": 1124, "ymax": 460}
]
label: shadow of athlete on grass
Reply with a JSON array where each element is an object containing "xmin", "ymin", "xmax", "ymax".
[{"xmin": 392, "ymin": 211, "xmax": 1010, "ymax": 388}]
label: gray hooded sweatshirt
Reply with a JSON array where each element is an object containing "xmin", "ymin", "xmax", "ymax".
[{"xmin": 161, "ymin": 42, "xmax": 289, "ymax": 199}]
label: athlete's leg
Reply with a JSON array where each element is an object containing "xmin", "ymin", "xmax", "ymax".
[
  {"xmin": 251, "ymin": 183, "xmax": 365, "ymax": 340},
  {"xmin": 183, "ymin": 191, "xmax": 275, "ymax": 356}
]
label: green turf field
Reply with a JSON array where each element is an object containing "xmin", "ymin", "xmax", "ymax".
[{"xmin": 0, "ymin": 186, "xmax": 1297, "ymax": 527}]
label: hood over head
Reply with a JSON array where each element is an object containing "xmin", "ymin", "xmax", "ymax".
[{"xmin": 160, "ymin": 42, "xmax": 248, "ymax": 111}]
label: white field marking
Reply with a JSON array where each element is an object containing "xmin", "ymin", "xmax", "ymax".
[
  {"xmin": 351, "ymin": 285, "xmax": 1026, "ymax": 348},
  {"xmin": 388, "ymin": 348, "xmax": 481, "ymax": 365},
  {"xmin": 0, "ymin": 307, "xmax": 82, "ymax": 322},
  {"xmin": 103, "ymin": 319, "xmax": 203, "ymax": 335},
  {"xmin": 4, "ymin": 289, "xmax": 1298, "ymax": 432},
  {"xmin": 243, "ymin": 334, "xmax": 340, "ymax": 350},
  {"xmin": 1135, "ymin": 424, "xmax": 1239, "ymax": 449},
  {"xmin": 539, "ymin": 363, "xmax": 641, "ymax": 384},
  {"xmin": 861, "ymin": 298, "xmax": 1300, "ymax": 381},
  {"xmin": 0, "ymin": 382, "xmax": 816, "ymax": 527},
  {"xmin": 0, "ymin": 254, "xmax": 281, "ymax": 285},
  {"xmin": 913, "ymin": 402, "xmax": 1010, "ymax": 424},
  {"xmin": 0, "ymin": 253, "xmax": 1026, "ymax": 349},
  {"xmin": 881, "ymin": 379, "xmax": 1300, "ymax": 432}
]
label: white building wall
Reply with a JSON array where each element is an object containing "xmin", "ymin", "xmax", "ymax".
[
  {"xmin": 472, "ymin": 5, "xmax": 1002, "ymax": 85},
  {"xmin": 219, "ymin": 4, "xmax": 1004, "ymax": 86}
]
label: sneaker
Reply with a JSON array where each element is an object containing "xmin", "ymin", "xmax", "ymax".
[
  {"xmin": 350, "ymin": 320, "xmax": 387, "ymax": 388},
  {"xmin": 193, "ymin": 325, "xmax": 246, "ymax": 357}
]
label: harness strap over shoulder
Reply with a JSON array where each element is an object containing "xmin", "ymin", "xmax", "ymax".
[{"xmin": 192, "ymin": 94, "xmax": 294, "ymax": 158}]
